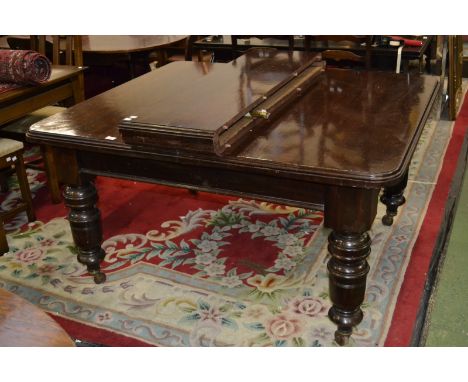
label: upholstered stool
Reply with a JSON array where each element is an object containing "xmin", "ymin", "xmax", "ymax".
[
  {"xmin": 0, "ymin": 138, "xmax": 36, "ymax": 255},
  {"xmin": 0, "ymin": 105, "xmax": 64, "ymax": 203}
]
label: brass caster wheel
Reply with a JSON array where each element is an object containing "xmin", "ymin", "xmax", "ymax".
[
  {"xmin": 93, "ymin": 272, "xmax": 106, "ymax": 284},
  {"xmin": 382, "ymin": 214, "xmax": 394, "ymax": 226},
  {"xmin": 334, "ymin": 329, "xmax": 351, "ymax": 346}
]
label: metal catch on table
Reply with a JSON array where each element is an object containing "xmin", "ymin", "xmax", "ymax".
[{"xmin": 251, "ymin": 108, "xmax": 271, "ymax": 119}]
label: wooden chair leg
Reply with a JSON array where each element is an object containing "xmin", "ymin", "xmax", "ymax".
[
  {"xmin": 0, "ymin": 168, "xmax": 10, "ymax": 192},
  {"xmin": 41, "ymin": 145, "xmax": 62, "ymax": 204},
  {"xmin": 14, "ymin": 151, "xmax": 36, "ymax": 222},
  {"xmin": 0, "ymin": 218, "xmax": 9, "ymax": 255}
]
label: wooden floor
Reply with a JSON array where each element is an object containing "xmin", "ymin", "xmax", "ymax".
[{"xmin": 0, "ymin": 287, "xmax": 75, "ymax": 346}]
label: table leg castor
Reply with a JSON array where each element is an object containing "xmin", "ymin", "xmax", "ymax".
[
  {"xmin": 92, "ymin": 271, "xmax": 107, "ymax": 284},
  {"xmin": 382, "ymin": 213, "xmax": 394, "ymax": 226},
  {"xmin": 64, "ymin": 181, "xmax": 107, "ymax": 285},
  {"xmin": 380, "ymin": 171, "xmax": 408, "ymax": 226}
]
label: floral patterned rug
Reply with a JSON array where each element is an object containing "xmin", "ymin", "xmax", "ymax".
[{"xmin": 0, "ymin": 96, "xmax": 461, "ymax": 346}]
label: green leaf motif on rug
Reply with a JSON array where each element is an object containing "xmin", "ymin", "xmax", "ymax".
[
  {"xmin": 43, "ymin": 256, "xmax": 58, "ymax": 263},
  {"xmin": 208, "ymin": 210, "xmax": 246, "ymax": 227},
  {"xmin": 292, "ymin": 337, "xmax": 305, "ymax": 347},
  {"xmin": 179, "ymin": 313, "xmax": 201, "ymax": 323},
  {"xmin": 244, "ymin": 322, "xmax": 265, "ymax": 331},
  {"xmin": 12, "ymin": 269, "xmax": 22, "ymax": 277},
  {"xmin": 41, "ymin": 275, "xmax": 50, "ymax": 285},
  {"xmin": 25, "ymin": 272, "xmax": 38, "ymax": 279}
]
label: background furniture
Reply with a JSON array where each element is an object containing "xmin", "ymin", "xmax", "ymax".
[
  {"xmin": 2, "ymin": 35, "xmax": 188, "ymax": 98},
  {"xmin": 0, "ymin": 139, "xmax": 35, "ymax": 254},
  {"xmin": 6, "ymin": 35, "xmax": 85, "ymax": 105},
  {"xmin": 463, "ymin": 36, "xmax": 468, "ymax": 77},
  {"xmin": 0, "ymin": 287, "xmax": 75, "ymax": 346},
  {"xmin": 193, "ymin": 35, "xmax": 300, "ymax": 62},
  {"xmin": 430, "ymin": 36, "xmax": 465, "ymax": 121},
  {"xmin": 448, "ymin": 36, "xmax": 464, "ymax": 120},
  {"xmin": 0, "ymin": 52, "xmax": 84, "ymax": 125},
  {"xmin": 231, "ymin": 35, "xmax": 294, "ymax": 58},
  {"xmin": 0, "ymin": 36, "xmax": 85, "ymax": 203},
  {"xmin": 193, "ymin": 35, "xmax": 433, "ymax": 72},
  {"xmin": 305, "ymin": 35, "xmax": 371, "ymax": 69},
  {"xmin": 164, "ymin": 35, "xmax": 213, "ymax": 64}
]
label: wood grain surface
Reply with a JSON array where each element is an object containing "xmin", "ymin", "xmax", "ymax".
[{"xmin": 0, "ymin": 287, "xmax": 75, "ymax": 346}]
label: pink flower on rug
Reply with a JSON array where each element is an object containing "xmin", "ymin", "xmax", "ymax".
[
  {"xmin": 198, "ymin": 306, "xmax": 223, "ymax": 325},
  {"xmin": 15, "ymin": 248, "xmax": 44, "ymax": 263},
  {"xmin": 39, "ymin": 239, "xmax": 56, "ymax": 247},
  {"xmin": 37, "ymin": 265, "xmax": 56, "ymax": 275},
  {"xmin": 244, "ymin": 305, "xmax": 268, "ymax": 320},
  {"xmin": 287, "ymin": 297, "xmax": 327, "ymax": 317},
  {"xmin": 265, "ymin": 314, "xmax": 304, "ymax": 340}
]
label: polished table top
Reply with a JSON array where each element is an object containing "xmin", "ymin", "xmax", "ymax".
[
  {"xmin": 28, "ymin": 50, "xmax": 439, "ymax": 188},
  {"xmin": 0, "ymin": 287, "xmax": 75, "ymax": 346}
]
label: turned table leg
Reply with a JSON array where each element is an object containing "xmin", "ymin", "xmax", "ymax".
[
  {"xmin": 325, "ymin": 186, "xmax": 379, "ymax": 345},
  {"xmin": 380, "ymin": 171, "xmax": 408, "ymax": 226},
  {"xmin": 63, "ymin": 179, "xmax": 106, "ymax": 284}
]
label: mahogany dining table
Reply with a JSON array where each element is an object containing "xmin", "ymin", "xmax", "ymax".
[{"xmin": 27, "ymin": 49, "xmax": 439, "ymax": 345}]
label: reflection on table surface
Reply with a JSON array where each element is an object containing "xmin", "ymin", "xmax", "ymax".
[{"xmin": 195, "ymin": 35, "xmax": 431, "ymax": 56}]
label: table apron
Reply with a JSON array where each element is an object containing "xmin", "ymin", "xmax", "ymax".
[{"xmin": 75, "ymin": 149, "xmax": 333, "ymax": 210}]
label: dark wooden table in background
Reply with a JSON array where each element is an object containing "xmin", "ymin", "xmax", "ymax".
[
  {"xmin": 79, "ymin": 35, "xmax": 187, "ymax": 97},
  {"xmin": 0, "ymin": 35, "xmax": 186, "ymax": 62},
  {"xmin": 0, "ymin": 287, "xmax": 75, "ymax": 346},
  {"xmin": 27, "ymin": 50, "xmax": 439, "ymax": 345},
  {"xmin": 79, "ymin": 35, "xmax": 187, "ymax": 71},
  {"xmin": 0, "ymin": 65, "xmax": 84, "ymax": 126},
  {"xmin": 1, "ymin": 35, "xmax": 187, "ymax": 98}
]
